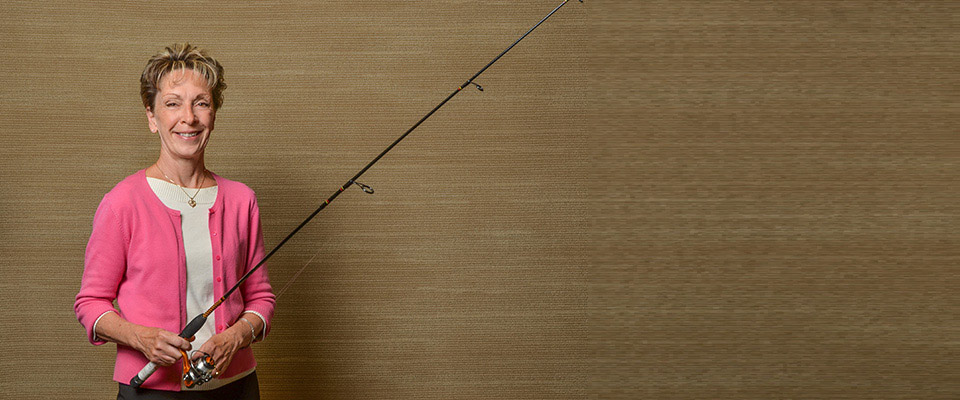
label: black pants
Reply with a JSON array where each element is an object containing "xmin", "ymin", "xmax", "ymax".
[{"xmin": 117, "ymin": 371, "xmax": 259, "ymax": 400}]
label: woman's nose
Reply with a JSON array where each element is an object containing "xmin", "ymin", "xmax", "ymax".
[{"xmin": 180, "ymin": 107, "xmax": 197, "ymax": 125}]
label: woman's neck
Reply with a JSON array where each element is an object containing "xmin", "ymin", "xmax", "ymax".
[{"xmin": 151, "ymin": 156, "xmax": 211, "ymax": 189}]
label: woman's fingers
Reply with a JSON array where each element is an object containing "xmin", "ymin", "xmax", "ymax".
[
  {"xmin": 158, "ymin": 329, "xmax": 192, "ymax": 351},
  {"xmin": 152, "ymin": 340, "xmax": 183, "ymax": 366}
]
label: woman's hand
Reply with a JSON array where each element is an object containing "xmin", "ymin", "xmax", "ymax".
[
  {"xmin": 132, "ymin": 326, "xmax": 193, "ymax": 366},
  {"xmin": 194, "ymin": 326, "xmax": 245, "ymax": 376},
  {"xmin": 193, "ymin": 314, "xmax": 262, "ymax": 376}
]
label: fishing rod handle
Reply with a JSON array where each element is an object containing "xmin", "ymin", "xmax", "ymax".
[
  {"xmin": 129, "ymin": 362, "xmax": 157, "ymax": 388},
  {"xmin": 130, "ymin": 314, "xmax": 208, "ymax": 388}
]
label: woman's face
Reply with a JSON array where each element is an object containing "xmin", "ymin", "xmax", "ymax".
[{"xmin": 146, "ymin": 68, "xmax": 216, "ymax": 161}]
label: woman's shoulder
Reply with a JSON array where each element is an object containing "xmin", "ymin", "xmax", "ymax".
[
  {"xmin": 100, "ymin": 170, "xmax": 148, "ymax": 203},
  {"xmin": 211, "ymin": 172, "xmax": 258, "ymax": 200},
  {"xmin": 91, "ymin": 170, "xmax": 156, "ymax": 221}
]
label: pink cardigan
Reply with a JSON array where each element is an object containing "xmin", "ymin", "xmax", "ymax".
[{"xmin": 74, "ymin": 169, "xmax": 275, "ymax": 391}]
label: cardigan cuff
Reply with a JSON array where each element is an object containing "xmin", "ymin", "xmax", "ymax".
[
  {"xmin": 242, "ymin": 310, "xmax": 267, "ymax": 342},
  {"xmin": 91, "ymin": 310, "xmax": 117, "ymax": 343},
  {"xmin": 80, "ymin": 304, "xmax": 120, "ymax": 345}
]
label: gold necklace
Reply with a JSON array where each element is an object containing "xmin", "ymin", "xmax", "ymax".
[{"xmin": 155, "ymin": 164, "xmax": 205, "ymax": 208}]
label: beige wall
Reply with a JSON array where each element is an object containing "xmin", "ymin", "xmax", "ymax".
[{"xmin": 0, "ymin": 1, "xmax": 956, "ymax": 399}]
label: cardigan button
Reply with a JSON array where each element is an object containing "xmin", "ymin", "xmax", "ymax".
[
  {"xmin": 216, "ymin": 255, "xmax": 221, "ymax": 261},
  {"xmin": 216, "ymin": 276, "xmax": 222, "ymax": 282},
  {"xmin": 212, "ymin": 232, "xmax": 217, "ymax": 236}
]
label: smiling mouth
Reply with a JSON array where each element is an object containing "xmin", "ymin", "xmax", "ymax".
[{"xmin": 177, "ymin": 132, "xmax": 200, "ymax": 138}]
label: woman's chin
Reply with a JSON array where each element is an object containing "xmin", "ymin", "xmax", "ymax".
[{"xmin": 163, "ymin": 149, "xmax": 206, "ymax": 162}]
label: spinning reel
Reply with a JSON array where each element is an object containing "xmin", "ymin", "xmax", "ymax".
[{"xmin": 178, "ymin": 350, "xmax": 217, "ymax": 388}]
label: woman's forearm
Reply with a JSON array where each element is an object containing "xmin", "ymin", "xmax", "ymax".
[{"xmin": 94, "ymin": 311, "xmax": 140, "ymax": 348}]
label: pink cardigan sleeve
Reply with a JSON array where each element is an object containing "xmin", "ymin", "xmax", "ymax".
[
  {"xmin": 238, "ymin": 195, "xmax": 276, "ymax": 340},
  {"xmin": 74, "ymin": 196, "xmax": 126, "ymax": 345}
]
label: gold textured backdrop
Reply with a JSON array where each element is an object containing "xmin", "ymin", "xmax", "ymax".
[{"xmin": 0, "ymin": 1, "xmax": 957, "ymax": 399}]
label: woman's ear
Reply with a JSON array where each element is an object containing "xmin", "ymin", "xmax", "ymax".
[{"xmin": 146, "ymin": 107, "xmax": 158, "ymax": 133}]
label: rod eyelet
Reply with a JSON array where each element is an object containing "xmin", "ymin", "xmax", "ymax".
[{"xmin": 353, "ymin": 181, "xmax": 375, "ymax": 194}]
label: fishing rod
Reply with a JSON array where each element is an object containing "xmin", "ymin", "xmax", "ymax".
[{"xmin": 131, "ymin": 0, "xmax": 582, "ymax": 388}]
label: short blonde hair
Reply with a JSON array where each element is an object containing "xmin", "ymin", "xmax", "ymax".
[{"xmin": 140, "ymin": 43, "xmax": 226, "ymax": 110}]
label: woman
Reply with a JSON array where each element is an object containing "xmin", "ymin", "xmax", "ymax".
[{"xmin": 74, "ymin": 44, "xmax": 275, "ymax": 399}]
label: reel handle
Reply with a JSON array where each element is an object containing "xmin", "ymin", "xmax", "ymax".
[{"xmin": 130, "ymin": 314, "xmax": 208, "ymax": 388}]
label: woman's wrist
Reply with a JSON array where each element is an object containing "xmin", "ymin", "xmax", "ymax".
[
  {"xmin": 239, "ymin": 312, "xmax": 265, "ymax": 343},
  {"xmin": 237, "ymin": 317, "xmax": 256, "ymax": 343},
  {"xmin": 226, "ymin": 319, "xmax": 253, "ymax": 348}
]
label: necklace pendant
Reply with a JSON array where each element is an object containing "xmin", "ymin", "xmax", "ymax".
[{"xmin": 188, "ymin": 199, "xmax": 197, "ymax": 208}]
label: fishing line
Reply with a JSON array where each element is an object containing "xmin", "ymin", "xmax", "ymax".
[
  {"xmin": 275, "ymin": 240, "xmax": 327, "ymax": 300},
  {"xmin": 131, "ymin": 0, "xmax": 583, "ymax": 388}
]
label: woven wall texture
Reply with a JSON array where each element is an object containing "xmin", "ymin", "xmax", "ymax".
[{"xmin": 0, "ymin": 1, "xmax": 956, "ymax": 399}]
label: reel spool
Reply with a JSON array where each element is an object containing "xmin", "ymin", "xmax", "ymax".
[{"xmin": 179, "ymin": 350, "xmax": 217, "ymax": 388}]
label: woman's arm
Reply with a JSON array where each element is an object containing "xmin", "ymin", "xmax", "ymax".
[
  {"xmin": 75, "ymin": 196, "xmax": 127, "ymax": 344},
  {"xmin": 95, "ymin": 311, "xmax": 193, "ymax": 366},
  {"xmin": 77, "ymin": 195, "xmax": 192, "ymax": 366},
  {"xmin": 239, "ymin": 195, "xmax": 276, "ymax": 337}
]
